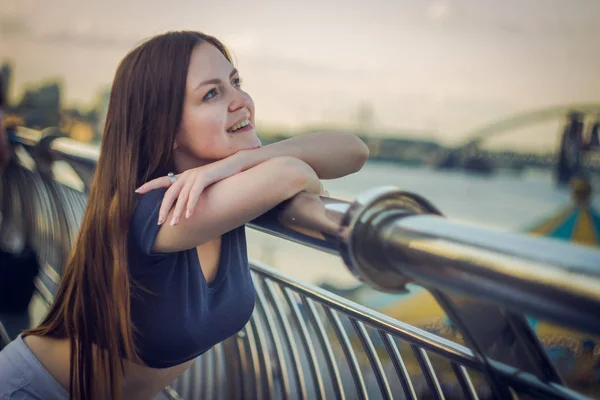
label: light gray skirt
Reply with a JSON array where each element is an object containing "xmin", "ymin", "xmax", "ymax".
[
  {"xmin": 0, "ymin": 335, "xmax": 180, "ymax": 400},
  {"xmin": 0, "ymin": 334, "xmax": 69, "ymax": 400}
]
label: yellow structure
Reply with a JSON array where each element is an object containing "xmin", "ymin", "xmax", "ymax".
[{"xmin": 527, "ymin": 177, "xmax": 599, "ymax": 247}]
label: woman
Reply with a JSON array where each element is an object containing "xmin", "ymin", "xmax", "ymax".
[{"xmin": 0, "ymin": 31, "xmax": 368, "ymax": 399}]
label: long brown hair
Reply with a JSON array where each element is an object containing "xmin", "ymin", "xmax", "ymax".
[{"xmin": 24, "ymin": 31, "xmax": 232, "ymax": 399}]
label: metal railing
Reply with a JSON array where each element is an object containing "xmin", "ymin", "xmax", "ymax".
[{"xmin": 1, "ymin": 127, "xmax": 599, "ymax": 399}]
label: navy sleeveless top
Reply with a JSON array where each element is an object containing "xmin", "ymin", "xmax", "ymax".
[{"xmin": 127, "ymin": 188, "xmax": 256, "ymax": 368}]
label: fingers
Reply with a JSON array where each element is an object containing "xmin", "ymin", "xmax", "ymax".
[
  {"xmin": 136, "ymin": 171, "xmax": 209, "ymax": 225},
  {"xmin": 157, "ymin": 180, "xmax": 184, "ymax": 225},
  {"xmin": 170, "ymin": 183, "xmax": 192, "ymax": 226},
  {"xmin": 184, "ymin": 178, "xmax": 207, "ymax": 219},
  {"xmin": 135, "ymin": 176, "xmax": 173, "ymax": 194}
]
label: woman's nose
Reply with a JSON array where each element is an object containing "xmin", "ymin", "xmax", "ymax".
[{"xmin": 228, "ymin": 89, "xmax": 252, "ymax": 113}]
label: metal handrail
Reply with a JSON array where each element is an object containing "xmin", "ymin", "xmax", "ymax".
[
  {"xmin": 4, "ymin": 127, "xmax": 600, "ymax": 399},
  {"xmin": 251, "ymin": 187, "xmax": 600, "ymax": 334}
]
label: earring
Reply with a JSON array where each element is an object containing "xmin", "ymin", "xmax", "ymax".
[{"xmin": 173, "ymin": 142, "xmax": 178, "ymax": 150}]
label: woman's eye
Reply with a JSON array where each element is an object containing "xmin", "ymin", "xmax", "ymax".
[
  {"xmin": 232, "ymin": 77, "xmax": 242, "ymax": 88},
  {"xmin": 203, "ymin": 88, "xmax": 218, "ymax": 101}
]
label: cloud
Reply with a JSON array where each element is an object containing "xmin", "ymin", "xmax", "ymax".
[
  {"xmin": 73, "ymin": 17, "xmax": 93, "ymax": 35},
  {"xmin": 0, "ymin": 15, "xmax": 31, "ymax": 37},
  {"xmin": 221, "ymin": 33, "xmax": 260, "ymax": 55},
  {"xmin": 426, "ymin": 0, "xmax": 451, "ymax": 23}
]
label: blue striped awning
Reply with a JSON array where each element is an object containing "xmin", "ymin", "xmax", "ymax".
[{"xmin": 527, "ymin": 178, "xmax": 599, "ymax": 247}]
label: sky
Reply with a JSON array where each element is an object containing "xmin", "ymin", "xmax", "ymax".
[{"xmin": 1, "ymin": 0, "xmax": 599, "ymax": 147}]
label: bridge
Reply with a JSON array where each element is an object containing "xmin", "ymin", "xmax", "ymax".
[{"xmin": 433, "ymin": 104, "xmax": 600, "ymax": 180}]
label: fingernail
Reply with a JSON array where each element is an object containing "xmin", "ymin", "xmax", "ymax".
[
  {"xmin": 157, "ymin": 215, "xmax": 164, "ymax": 225},
  {"xmin": 135, "ymin": 188, "xmax": 141, "ymax": 193},
  {"xmin": 170, "ymin": 217, "xmax": 179, "ymax": 226},
  {"xmin": 185, "ymin": 209, "xmax": 191, "ymax": 219}
]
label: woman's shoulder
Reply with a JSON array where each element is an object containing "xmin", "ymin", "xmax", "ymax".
[{"xmin": 130, "ymin": 189, "xmax": 168, "ymax": 258}]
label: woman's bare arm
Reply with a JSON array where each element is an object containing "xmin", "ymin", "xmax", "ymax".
[
  {"xmin": 242, "ymin": 131, "xmax": 369, "ymax": 179},
  {"xmin": 136, "ymin": 131, "xmax": 369, "ymax": 225},
  {"xmin": 152, "ymin": 156, "xmax": 322, "ymax": 252}
]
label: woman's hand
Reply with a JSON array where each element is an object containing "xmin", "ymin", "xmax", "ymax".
[
  {"xmin": 135, "ymin": 156, "xmax": 244, "ymax": 225},
  {"xmin": 301, "ymin": 163, "xmax": 328, "ymax": 196}
]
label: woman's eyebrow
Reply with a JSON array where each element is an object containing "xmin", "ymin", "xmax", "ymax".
[{"xmin": 194, "ymin": 68, "xmax": 238, "ymax": 91}]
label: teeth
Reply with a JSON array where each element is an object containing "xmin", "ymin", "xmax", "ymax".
[{"xmin": 229, "ymin": 119, "xmax": 250, "ymax": 132}]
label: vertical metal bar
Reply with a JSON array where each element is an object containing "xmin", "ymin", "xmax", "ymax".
[
  {"xmin": 186, "ymin": 357, "xmax": 201, "ymax": 398},
  {"xmin": 253, "ymin": 275, "xmax": 291, "ymax": 399},
  {"xmin": 193, "ymin": 358, "xmax": 203, "ymax": 398},
  {"xmin": 379, "ymin": 332, "xmax": 418, "ymax": 400},
  {"xmin": 350, "ymin": 319, "xmax": 393, "ymax": 399},
  {"xmin": 249, "ymin": 313, "xmax": 271, "ymax": 399},
  {"xmin": 411, "ymin": 345, "xmax": 446, "ymax": 400},
  {"xmin": 451, "ymin": 363, "xmax": 479, "ymax": 400},
  {"xmin": 222, "ymin": 338, "xmax": 241, "ymax": 400},
  {"xmin": 43, "ymin": 180, "xmax": 71, "ymax": 274},
  {"xmin": 302, "ymin": 296, "xmax": 346, "ymax": 400},
  {"xmin": 264, "ymin": 279, "xmax": 308, "ymax": 400},
  {"xmin": 430, "ymin": 290, "xmax": 521, "ymax": 399},
  {"xmin": 250, "ymin": 308, "xmax": 274, "ymax": 400},
  {"xmin": 503, "ymin": 311, "xmax": 563, "ymax": 383},
  {"xmin": 205, "ymin": 348, "xmax": 216, "ymax": 400},
  {"xmin": 323, "ymin": 307, "xmax": 368, "ymax": 399},
  {"xmin": 243, "ymin": 321, "xmax": 262, "ymax": 399},
  {"xmin": 234, "ymin": 328, "xmax": 251, "ymax": 400},
  {"xmin": 214, "ymin": 343, "xmax": 226, "ymax": 400},
  {"xmin": 283, "ymin": 287, "xmax": 327, "ymax": 399},
  {"xmin": 198, "ymin": 350, "xmax": 208, "ymax": 398}
]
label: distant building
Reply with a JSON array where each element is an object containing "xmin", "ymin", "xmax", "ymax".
[{"xmin": 14, "ymin": 82, "xmax": 62, "ymax": 128}]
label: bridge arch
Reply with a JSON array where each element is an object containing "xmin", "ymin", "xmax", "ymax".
[
  {"xmin": 462, "ymin": 103, "xmax": 600, "ymax": 147},
  {"xmin": 435, "ymin": 104, "xmax": 600, "ymax": 180}
]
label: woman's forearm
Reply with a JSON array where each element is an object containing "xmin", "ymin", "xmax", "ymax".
[{"xmin": 236, "ymin": 131, "xmax": 369, "ymax": 179}]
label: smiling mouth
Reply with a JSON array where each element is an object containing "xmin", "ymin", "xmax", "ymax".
[{"xmin": 227, "ymin": 119, "xmax": 252, "ymax": 133}]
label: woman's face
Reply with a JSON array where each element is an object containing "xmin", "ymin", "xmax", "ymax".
[{"xmin": 174, "ymin": 42, "xmax": 261, "ymax": 170}]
